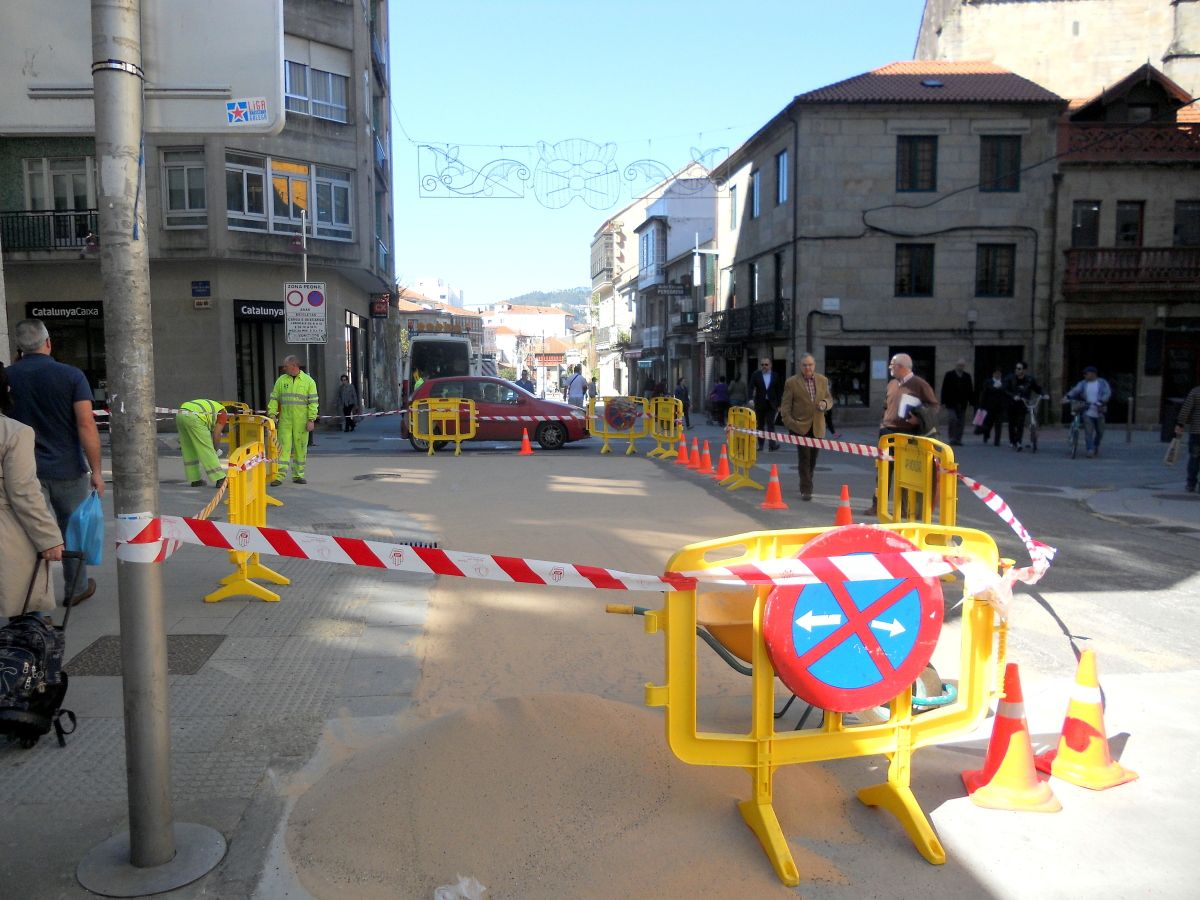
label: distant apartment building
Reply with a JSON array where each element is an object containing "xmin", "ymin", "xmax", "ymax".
[
  {"xmin": 1, "ymin": 0, "xmax": 395, "ymax": 414},
  {"xmin": 710, "ymin": 62, "xmax": 1064, "ymax": 415},
  {"xmin": 412, "ymin": 276, "xmax": 463, "ymax": 308},
  {"xmin": 480, "ymin": 303, "xmax": 572, "ymax": 340}
]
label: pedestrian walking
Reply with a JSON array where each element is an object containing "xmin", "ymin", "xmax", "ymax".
[
  {"xmin": 940, "ymin": 358, "xmax": 974, "ymax": 446},
  {"xmin": 863, "ymin": 352, "xmax": 938, "ymax": 516},
  {"xmin": 268, "ymin": 356, "xmax": 318, "ymax": 485},
  {"xmin": 1175, "ymin": 383, "xmax": 1200, "ymax": 493},
  {"xmin": 1064, "ymin": 365, "xmax": 1112, "ymax": 458},
  {"xmin": 175, "ymin": 399, "xmax": 229, "ymax": 487},
  {"xmin": 728, "ymin": 373, "xmax": 747, "ymax": 409},
  {"xmin": 979, "ymin": 368, "xmax": 1006, "ymax": 446},
  {"xmin": 780, "ymin": 354, "xmax": 833, "ymax": 501},
  {"xmin": 515, "ymin": 370, "xmax": 535, "ymax": 393},
  {"xmin": 673, "ymin": 378, "xmax": 692, "ymax": 429},
  {"xmin": 6, "ymin": 319, "xmax": 103, "ymax": 606},
  {"xmin": 566, "ymin": 365, "xmax": 588, "ymax": 407},
  {"xmin": 708, "ymin": 376, "xmax": 730, "ymax": 426},
  {"xmin": 337, "ymin": 375, "xmax": 360, "ymax": 432},
  {"xmin": 1, "ymin": 360, "xmax": 65, "ymax": 619},
  {"xmin": 749, "ymin": 358, "xmax": 783, "ymax": 450},
  {"xmin": 1003, "ymin": 362, "xmax": 1042, "ymax": 451}
]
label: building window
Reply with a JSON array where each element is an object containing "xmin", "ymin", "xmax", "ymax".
[
  {"xmin": 314, "ymin": 166, "xmax": 353, "ymax": 239},
  {"xmin": 225, "ymin": 152, "xmax": 267, "ymax": 230},
  {"xmin": 975, "ymin": 244, "xmax": 1016, "ymax": 297},
  {"xmin": 750, "ymin": 170, "xmax": 761, "ymax": 218},
  {"xmin": 729, "ymin": 184, "xmax": 738, "ymax": 230},
  {"xmin": 283, "ymin": 35, "xmax": 352, "ymax": 124},
  {"xmin": 1071, "ymin": 200, "xmax": 1101, "ymax": 248},
  {"xmin": 23, "ymin": 157, "xmax": 96, "ymax": 211},
  {"xmin": 162, "ymin": 148, "xmax": 206, "ymax": 228},
  {"xmin": 748, "ymin": 262, "xmax": 758, "ymax": 304},
  {"xmin": 895, "ymin": 243, "xmax": 934, "ymax": 296},
  {"xmin": 285, "ymin": 61, "xmax": 309, "ymax": 116},
  {"xmin": 225, "ymin": 153, "xmax": 352, "ymax": 240},
  {"xmin": 980, "ymin": 135, "xmax": 1021, "ymax": 192},
  {"xmin": 1114, "ymin": 201, "xmax": 1144, "ymax": 247},
  {"xmin": 1174, "ymin": 200, "xmax": 1200, "ymax": 246},
  {"xmin": 896, "ymin": 136, "xmax": 937, "ymax": 192},
  {"xmin": 774, "ymin": 252, "xmax": 784, "ymax": 300},
  {"xmin": 775, "ymin": 150, "xmax": 788, "ymax": 205}
]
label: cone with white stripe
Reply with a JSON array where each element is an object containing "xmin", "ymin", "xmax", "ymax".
[
  {"xmin": 759, "ymin": 464, "xmax": 788, "ymax": 510},
  {"xmin": 1035, "ymin": 650, "xmax": 1137, "ymax": 790},
  {"xmin": 675, "ymin": 435, "xmax": 690, "ymax": 465},
  {"xmin": 962, "ymin": 663, "xmax": 1061, "ymax": 812}
]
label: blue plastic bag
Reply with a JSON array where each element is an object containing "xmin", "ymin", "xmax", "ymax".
[{"xmin": 65, "ymin": 490, "xmax": 104, "ymax": 566}]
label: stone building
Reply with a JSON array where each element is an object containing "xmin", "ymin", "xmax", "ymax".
[
  {"xmin": 1, "ymin": 0, "xmax": 396, "ymax": 417},
  {"xmin": 709, "ymin": 61, "xmax": 1064, "ymax": 419}
]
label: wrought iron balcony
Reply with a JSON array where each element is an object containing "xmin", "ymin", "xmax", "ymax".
[
  {"xmin": 706, "ymin": 299, "xmax": 790, "ymax": 339},
  {"xmin": 1, "ymin": 209, "xmax": 99, "ymax": 252},
  {"xmin": 1063, "ymin": 247, "xmax": 1200, "ymax": 292},
  {"xmin": 1059, "ymin": 123, "xmax": 1200, "ymax": 163}
]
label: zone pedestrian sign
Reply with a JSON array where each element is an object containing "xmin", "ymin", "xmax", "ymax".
[
  {"xmin": 762, "ymin": 525, "xmax": 943, "ymax": 713},
  {"xmin": 284, "ymin": 282, "xmax": 327, "ymax": 345}
]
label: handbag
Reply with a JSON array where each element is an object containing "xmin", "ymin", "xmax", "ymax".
[
  {"xmin": 1164, "ymin": 437, "xmax": 1180, "ymax": 466},
  {"xmin": 972, "ymin": 409, "xmax": 987, "ymax": 427},
  {"xmin": 65, "ymin": 489, "xmax": 104, "ymax": 566}
]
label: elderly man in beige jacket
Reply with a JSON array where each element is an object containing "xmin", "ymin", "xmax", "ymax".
[{"xmin": 780, "ymin": 354, "xmax": 834, "ymax": 502}]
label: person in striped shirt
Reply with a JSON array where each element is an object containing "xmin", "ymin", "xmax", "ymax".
[{"xmin": 1175, "ymin": 384, "xmax": 1200, "ymax": 493}]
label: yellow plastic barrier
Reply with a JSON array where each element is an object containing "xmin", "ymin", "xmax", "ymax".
[
  {"xmin": 409, "ymin": 397, "xmax": 477, "ymax": 456},
  {"xmin": 631, "ymin": 523, "xmax": 1002, "ymax": 885},
  {"xmin": 646, "ymin": 396, "xmax": 684, "ymax": 459},
  {"xmin": 720, "ymin": 406, "xmax": 763, "ymax": 491},
  {"xmin": 223, "ymin": 412, "xmax": 283, "ymax": 507},
  {"xmin": 204, "ymin": 440, "xmax": 290, "ymax": 603},
  {"xmin": 875, "ymin": 434, "xmax": 958, "ymax": 525},
  {"xmin": 588, "ymin": 395, "xmax": 650, "ymax": 455}
]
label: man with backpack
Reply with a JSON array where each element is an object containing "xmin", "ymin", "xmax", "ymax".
[{"xmin": 566, "ymin": 364, "xmax": 588, "ymax": 408}]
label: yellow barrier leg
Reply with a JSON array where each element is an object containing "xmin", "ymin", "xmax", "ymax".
[
  {"xmin": 738, "ymin": 773, "xmax": 799, "ymax": 887},
  {"xmin": 856, "ymin": 709, "xmax": 945, "ymax": 865},
  {"xmin": 245, "ymin": 553, "xmax": 290, "ymax": 587},
  {"xmin": 205, "ymin": 551, "xmax": 283, "ymax": 603}
]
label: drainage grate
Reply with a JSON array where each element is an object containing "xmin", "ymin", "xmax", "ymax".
[
  {"xmin": 353, "ymin": 473, "xmax": 405, "ymax": 481},
  {"xmin": 1011, "ymin": 484, "xmax": 1065, "ymax": 495},
  {"xmin": 66, "ymin": 634, "xmax": 226, "ymax": 676},
  {"xmin": 400, "ymin": 539, "xmax": 439, "ymax": 549}
]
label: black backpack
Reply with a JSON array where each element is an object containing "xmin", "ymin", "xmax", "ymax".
[{"xmin": 0, "ymin": 555, "xmax": 80, "ymax": 749}]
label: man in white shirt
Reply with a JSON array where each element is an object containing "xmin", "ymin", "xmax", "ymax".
[{"xmin": 565, "ymin": 364, "xmax": 588, "ymax": 407}]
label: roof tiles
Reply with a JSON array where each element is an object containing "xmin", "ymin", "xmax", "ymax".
[{"xmin": 795, "ymin": 61, "xmax": 1063, "ymax": 105}]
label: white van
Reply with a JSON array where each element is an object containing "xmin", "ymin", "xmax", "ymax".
[{"xmin": 401, "ymin": 332, "xmax": 479, "ymax": 402}]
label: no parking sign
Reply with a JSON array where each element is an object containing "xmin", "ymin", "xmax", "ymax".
[
  {"xmin": 284, "ymin": 282, "xmax": 327, "ymax": 344},
  {"xmin": 763, "ymin": 525, "xmax": 944, "ymax": 713}
]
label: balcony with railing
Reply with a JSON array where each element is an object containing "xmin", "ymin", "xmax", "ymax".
[
  {"xmin": 370, "ymin": 30, "xmax": 388, "ymax": 85},
  {"xmin": 1, "ymin": 209, "xmax": 99, "ymax": 252},
  {"xmin": 594, "ymin": 324, "xmax": 630, "ymax": 349},
  {"xmin": 1063, "ymin": 247, "xmax": 1200, "ymax": 292},
  {"xmin": 1058, "ymin": 123, "xmax": 1200, "ymax": 163},
  {"xmin": 374, "ymin": 132, "xmax": 389, "ymax": 185},
  {"xmin": 707, "ymin": 299, "xmax": 790, "ymax": 339}
]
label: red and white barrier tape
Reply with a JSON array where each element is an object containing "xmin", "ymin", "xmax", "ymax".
[
  {"xmin": 726, "ymin": 425, "xmax": 891, "ymax": 460},
  {"xmin": 115, "ymin": 513, "xmax": 1012, "ymax": 605}
]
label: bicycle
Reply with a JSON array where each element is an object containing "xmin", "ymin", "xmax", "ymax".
[
  {"xmin": 1019, "ymin": 394, "xmax": 1049, "ymax": 453},
  {"xmin": 1064, "ymin": 399, "xmax": 1087, "ymax": 459}
]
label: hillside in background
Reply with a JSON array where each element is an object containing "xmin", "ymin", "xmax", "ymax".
[{"xmin": 505, "ymin": 287, "xmax": 590, "ymax": 312}]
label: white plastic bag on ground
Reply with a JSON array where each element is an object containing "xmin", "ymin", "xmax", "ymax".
[{"xmin": 434, "ymin": 875, "xmax": 487, "ymax": 900}]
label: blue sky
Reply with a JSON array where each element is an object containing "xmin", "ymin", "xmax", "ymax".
[{"xmin": 389, "ymin": 0, "xmax": 928, "ymax": 306}]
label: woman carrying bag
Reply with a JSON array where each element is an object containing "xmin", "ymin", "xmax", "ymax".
[{"xmin": 0, "ymin": 361, "xmax": 64, "ymax": 619}]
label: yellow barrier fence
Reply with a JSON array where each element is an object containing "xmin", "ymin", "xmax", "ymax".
[
  {"xmin": 875, "ymin": 434, "xmax": 958, "ymax": 525},
  {"xmin": 631, "ymin": 523, "xmax": 1002, "ymax": 885},
  {"xmin": 408, "ymin": 397, "xmax": 477, "ymax": 455},
  {"xmin": 588, "ymin": 395, "xmax": 650, "ymax": 455},
  {"xmin": 720, "ymin": 406, "xmax": 763, "ymax": 490},
  {"xmin": 646, "ymin": 396, "xmax": 684, "ymax": 459},
  {"xmin": 204, "ymin": 440, "xmax": 289, "ymax": 603},
  {"xmin": 223, "ymin": 411, "xmax": 282, "ymax": 506}
]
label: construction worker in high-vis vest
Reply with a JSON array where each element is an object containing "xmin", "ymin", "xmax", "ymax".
[
  {"xmin": 267, "ymin": 355, "xmax": 319, "ymax": 485},
  {"xmin": 175, "ymin": 399, "xmax": 229, "ymax": 487}
]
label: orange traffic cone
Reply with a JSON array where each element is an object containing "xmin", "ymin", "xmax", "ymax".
[
  {"xmin": 675, "ymin": 435, "xmax": 690, "ymax": 465},
  {"xmin": 835, "ymin": 484, "xmax": 853, "ymax": 526},
  {"xmin": 760, "ymin": 464, "xmax": 788, "ymax": 510},
  {"xmin": 962, "ymin": 663, "xmax": 1061, "ymax": 812},
  {"xmin": 697, "ymin": 440, "xmax": 714, "ymax": 475},
  {"xmin": 1035, "ymin": 650, "xmax": 1137, "ymax": 790},
  {"xmin": 519, "ymin": 428, "xmax": 534, "ymax": 456},
  {"xmin": 688, "ymin": 438, "xmax": 701, "ymax": 469},
  {"xmin": 711, "ymin": 444, "xmax": 731, "ymax": 480}
]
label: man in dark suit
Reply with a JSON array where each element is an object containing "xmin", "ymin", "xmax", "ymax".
[
  {"xmin": 749, "ymin": 357, "xmax": 783, "ymax": 450},
  {"xmin": 939, "ymin": 358, "xmax": 974, "ymax": 446}
]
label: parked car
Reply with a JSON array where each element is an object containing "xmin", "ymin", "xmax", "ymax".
[{"xmin": 402, "ymin": 376, "xmax": 589, "ymax": 452}]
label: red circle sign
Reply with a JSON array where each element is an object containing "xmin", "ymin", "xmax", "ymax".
[{"xmin": 762, "ymin": 525, "xmax": 943, "ymax": 713}]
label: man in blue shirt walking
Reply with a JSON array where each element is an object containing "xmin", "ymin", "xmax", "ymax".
[{"xmin": 8, "ymin": 319, "xmax": 105, "ymax": 605}]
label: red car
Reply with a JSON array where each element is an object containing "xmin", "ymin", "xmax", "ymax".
[{"xmin": 403, "ymin": 376, "xmax": 590, "ymax": 451}]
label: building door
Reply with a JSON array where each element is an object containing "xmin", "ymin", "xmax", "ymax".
[
  {"xmin": 234, "ymin": 300, "xmax": 287, "ymax": 412},
  {"xmin": 1064, "ymin": 329, "xmax": 1138, "ymax": 425},
  {"xmin": 345, "ymin": 311, "xmax": 369, "ymax": 405},
  {"xmin": 1162, "ymin": 330, "xmax": 1200, "ymax": 428}
]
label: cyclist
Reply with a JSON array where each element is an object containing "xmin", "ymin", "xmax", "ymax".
[
  {"xmin": 1003, "ymin": 361, "xmax": 1042, "ymax": 451},
  {"xmin": 1064, "ymin": 365, "xmax": 1112, "ymax": 458}
]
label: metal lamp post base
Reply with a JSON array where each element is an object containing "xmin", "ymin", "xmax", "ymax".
[{"xmin": 77, "ymin": 823, "xmax": 226, "ymax": 897}]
